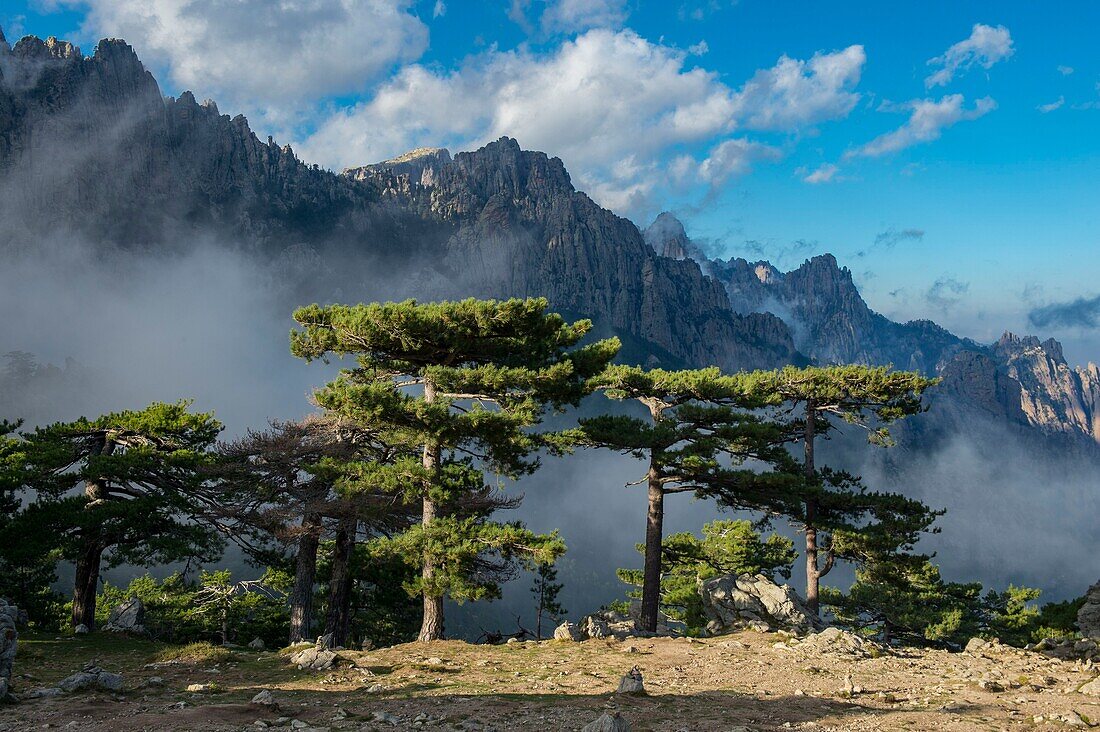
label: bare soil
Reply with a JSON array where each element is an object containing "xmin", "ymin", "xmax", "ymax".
[{"xmin": 4, "ymin": 631, "xmax": 1099, "ymax": 731}]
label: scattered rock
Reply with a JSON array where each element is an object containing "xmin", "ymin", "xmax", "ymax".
[
  {"xmin": 185, "ymin": 683, "xmax": 215, "ymax": 693},
  {"xmin": 698, "ymin": 573, "xmax": 822, "ymax": 636},
  {"xmin": 372, "ymin": 710, "xmax": 399, "ymax": 725},
  {"xmin": 360, "ymin": 639, "xmax": 374, "ymax": 651},
  {"xmin": 57, "ymin": 665, "xmax": 124, "ymax": 693},
  {"xmin": 73, "ymin": 624, "xmax": 90, "ymax": 635},
  {"xmin": 104, "ymin": 597, "xmax": 145, "ymax": 634},
  {"xmin": 248, "ymin": 638, "xmax": 265, "ymax": 650},
  {"xmin": 616, "ymin": 666, "xmax": 645, "ymax": 695},
  {"xmin": 789, "ymin": 627, "xmax": 885, "ymax": 658},
  {"xmin": 23, "ymin": 686, "xmax": 63, "ymax": 699},
  {"xmin": 251, "ymin": 689, "xmax": 277, "ymax": 707},
  {"xmin": 581, "ymin": 712, "xmax": 631, "ymax": 731},
  {"xmin": 1079, "ymin": 676, "xmax": 1100, "ymax": 696}
]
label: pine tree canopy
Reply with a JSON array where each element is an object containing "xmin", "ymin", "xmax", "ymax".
[{"xmin": 769, "ymin": 365, "xmax": 940, "ymax": 445}]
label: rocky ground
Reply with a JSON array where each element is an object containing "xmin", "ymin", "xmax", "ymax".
[{"xmin": 3, "ymin": 630, "xmax": 1099, "ymax": 731}]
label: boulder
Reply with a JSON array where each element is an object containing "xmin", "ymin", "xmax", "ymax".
[
  {"xmin": 248, "ymin": 637, "xmax": 265, "ymax": 650},
  {"xmin": 1078, "ymin": 581, "xmax": 1100, "ymax": 639},
  {"xmin": 616, "ymin": 666, "xmax": 645, "ymax": 695},
  {"xmin": 582, "ymin": 712, "xmax": 631, "ymax": 731},
  {"xmin": 699, "ymin": 573, "xmax": 823, "ymax": 635},
  {"xmin": 104, "ymin": 597, "xmax": 145, "ymax": 634},
  {"xmin": 251, "ymin": 689, "xmax": 278, "ymax": 706},
  {"xmin": 290, "ymin": 644, "xmax": 338, "ymax": 671},
  {"xmin": 788, "ymin": 627, "xmax": 885, "ymax": 658},
  {"xmin": 1079, "ymin": 677, "xmax": 1100, "ymax": 696},
  {"xmin": 0, "ymin": 599, "xmax": 18, "ymax": 699},
  {"xmin": 73, "ymin": 624, "xmax": 90, "ymax": 635},
  {"xmin": 57, "ymin": 665, "xmax": 124, "ymax": 692},
  {"xmin": 554, "ymin": 621, "xmax": 583, "ymax": 641}
]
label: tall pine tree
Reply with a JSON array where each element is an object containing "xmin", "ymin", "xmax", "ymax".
[
  {"xmin": 291, "ymin": 297, "xmax": 619, "ymax": 640},
  {"xmin": 579, "ymin": 366, "xmax": 796, "ymax": 633},
  {"xmin": 768, "ymin": 365, "xmax": 939, "ymax": 614}
]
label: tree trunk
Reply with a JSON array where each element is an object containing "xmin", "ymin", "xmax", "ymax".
[
  {"xmin": 288, "ymin": 511, "xmax": 323, "ymax": 644},
  {"xmin": 803, "ymin": 399, "xmax": 820, "ymax": 616},
  {"xmin": 536, "ymin": 583, "xmax": 544, "ymax": 639},
  {"xmin": 323, "ymin": 518, "xmax": 356, "ymax": 648},
  {"xmin": 418, "ymin": 378, "xmax": 445, "ymax": 642},
  {"xmin": 639, "ymin": 457, "xmax": 665, "ymax": 633},
  {"xmin": 71, "ymin": 539, "xmax": 103, "ymax": 630}
]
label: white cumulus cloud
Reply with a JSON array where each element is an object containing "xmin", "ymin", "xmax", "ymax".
[
  {"xmin": 926, "ymin": 23, "xmax": 1013, "ymax": 88},
  {"xmin": 540, "ymin": 0, "xmax": 628, "ymax": 34},
  {"xmin": 71, "ymin": 0, "xmax": 428, "ymax": 123},
  {"xmin": 299, "ymin": 30, "xmax": 865, "ymax": 215},
  {"xmin": 847, "ymin": 94, "xmax": 996, "ymax": 158}
]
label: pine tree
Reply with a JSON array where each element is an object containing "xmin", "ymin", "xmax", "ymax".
[
  {"xmin": 768, "ymin": 365, "xmax": 939, "ymax": 615},
  {"xmin": 291, "ymin": 297, "xmax": 619, "ymax": 641},
  {"xmin": 530, "ymin": 562, "xmax": 566, "ymax": 638},
  {"xmin": 214, "ymin": 416, "xmax": 414, "ymax": 644},
  {"xmin": 13, "ymin": 401, "xmax": 223, "ymax": 630},
  {"xmin": 821, "ymin": 555, "xmax": 983, "ymax": 645},
  {"xmin": 579, "ymin": 365, "xmax": 796, "ymax": 633}
]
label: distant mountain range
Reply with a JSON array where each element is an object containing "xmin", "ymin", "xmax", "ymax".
[{"xmin": 2, "ymin": 28, "xmax": 1097, "ymax": 451}]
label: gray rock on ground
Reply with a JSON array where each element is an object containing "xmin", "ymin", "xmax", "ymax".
[
  {"xmin": 1079, "ymin": 676, "xmax": 1100, "ymax": 696},
  {"xmin": 553, "ymin": 621, "xmax": 583, "ymax": 641},
  {"xmin": 57, "ymin": 665, "xmax": 124, "ymax": 692},
  {"xmin": 582, "ymin": 712, "xmax": 632, "ymax": 731},
  {"xmin": 0, "ymin": 599, "xmax": 19, "ymax": 699},
  {"xmin": 251, "ymin": 689, "xmax": 277, "ymax": 706},
  {"xmin": 788, "ymin": 627, "xmax": 885, "ymax": 658},
  {"xmin": 290, "ymin": 643, "xmax": 338, "ymax": 671},
  {"xmin": 104, "ymin": 597, "xmax": 145, "ymax": 634},
  {"xmin": 699, "ymin": 573, "xmax": 823, "ymax": 636},
  {"xmin": 616, "ymin": 666, "xmax": 645, "ymax": 694},
  {"xmin": 248, "ymin": 637, "xmax": 265, "ymax": 650},
  {"xmin": 73, "ymin": 624, "xmax": 90, "ymax": 634},
  {"xmin": 1078, "ymin": 581, "xmax": 1100, "ymax": 639}
]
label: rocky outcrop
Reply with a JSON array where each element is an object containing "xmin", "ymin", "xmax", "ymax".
[
  {"xmin": 698, "ymin": 573, "xmax": 822, "ymax": 636},
  {"xmin": 1078, "ymin": 581, "xmax": 1100, "ymax": 639},
  {"xmin": 0, "ymin": 599, "xmax": 17, "ymax": 699},
  {"xmin": 994, "ymin": 334, "xmax": 1100, "ymax": 443}
]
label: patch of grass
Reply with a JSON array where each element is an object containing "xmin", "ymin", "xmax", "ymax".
[{"xmin": 154, "ymin": 642, "xmax": 233, "ymax": 664}]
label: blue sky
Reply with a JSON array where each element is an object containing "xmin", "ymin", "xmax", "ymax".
[{"xmin": 4, "ymin": 1, "xmax": 1099, "ymax": 362}]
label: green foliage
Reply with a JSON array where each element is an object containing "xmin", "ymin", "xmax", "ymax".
[
  {"xmin": 822, "ymin": 556, "xmax": 982, "ymax": 646},
  {"xmin": 88, "ymin": 571, "xmax": 290, "ymax": 648},
  {"xmin": 1033, "ymin": 596, "xmax": 1087, "ymax": 641},
  {"xmin": 617, "ymin": 520, "xmax": 796, "ymax": 631},
  {"xmin": 530, "ymin": 562, "xmax": 566, "ymax": 637},
  {"xmin": 10, "ymin": 401, "xmax": 226, "ymax": 576},
  {"xmin": 981, "ymin": 585, "xmax": 1042, "ymax": 647}
]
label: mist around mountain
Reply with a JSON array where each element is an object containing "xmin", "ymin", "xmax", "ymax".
[{"xmin": 0, "ymin": 28, "xmax": 1096, "ymax": 633}]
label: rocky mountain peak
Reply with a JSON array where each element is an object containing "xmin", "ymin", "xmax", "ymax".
[
  {"xmin": 344, "ymin": 146, "xmax": 452, "ymax": 187},
  {"xmin": 644, "ymin": 212, "xmax": 692, "ymax": 259},
  {"xmin": 13, "ymin": 35, "xmax": 79, "ymax": 61}
]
